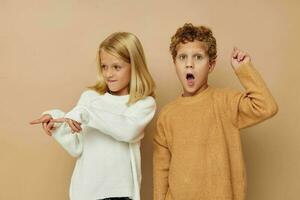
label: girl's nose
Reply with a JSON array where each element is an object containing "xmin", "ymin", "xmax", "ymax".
[{"xmin": 105, "ymin": 67, "xmax": 114, "ymax": 77}]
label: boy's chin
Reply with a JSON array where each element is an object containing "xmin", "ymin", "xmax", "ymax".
[
  {"xmin": 182, "ymin": 87, "xmax": 199, "ymax": 97},
  {"xmin": 182, "ymin": 84, "xmax": 208, "ymax": 97}
]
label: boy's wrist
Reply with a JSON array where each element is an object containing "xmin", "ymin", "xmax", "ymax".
[{"xmin": 232, "ymin": 61, "xmax": 252, "ymax": 71}]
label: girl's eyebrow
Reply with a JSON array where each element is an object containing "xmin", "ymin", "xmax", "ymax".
[{"xmin": 101, "ymin": 61, "xmax": 122, "ymax": 66}]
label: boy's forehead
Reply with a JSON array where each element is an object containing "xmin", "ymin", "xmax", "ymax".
[{"xmin": 176, "ymin": 40, "xmax": 208, "ymax": 54}]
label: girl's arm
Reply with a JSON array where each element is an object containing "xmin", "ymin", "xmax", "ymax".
[
  {"xmin": 40, "ymin": 91, "xmax": 93, "ymax": 157},
  {"xmin": 41, "ymin": 108, "xmax": 83, "ymax": 158},
  {"xmin": 65, "ymin": 95, "xmax": 156, "ymax": 143}
]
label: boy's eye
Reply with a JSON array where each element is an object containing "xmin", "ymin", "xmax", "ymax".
[
  {"xmin": 195, "ymin": 55, "xmax": 203, "ymax": 60},
  {"xmin": 178, "ymin": 55, "xmax": 187, "ymax": 60}
]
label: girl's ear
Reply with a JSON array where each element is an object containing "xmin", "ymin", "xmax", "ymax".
[{"xmin": 208, "ymin": 60, "xmax": 216, "ymax": 73}]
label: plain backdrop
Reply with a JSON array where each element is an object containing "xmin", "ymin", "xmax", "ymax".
[{"xmin": 0, "ymin": 0, "xmax": 299, "ymax": 199}]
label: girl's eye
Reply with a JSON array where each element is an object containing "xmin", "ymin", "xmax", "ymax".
[
  {"xmin": 101, "ymin": 65, "xmax": 108, "ymax": 70},
  {"xmin": 114, "ymin": 65, "xmax": 122, "ymax": 70}
]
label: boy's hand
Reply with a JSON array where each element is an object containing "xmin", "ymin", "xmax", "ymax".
[
  {"xmin": 231, "ymin": 47, "xmax": 251, "ymax": 69},
  {"xmin": 51, "ymin": 118, "xmax": 82, "ymax": 134},
  {"xmin": 30, "ymin": 114, "xmax": 54, "ymax": 136}
]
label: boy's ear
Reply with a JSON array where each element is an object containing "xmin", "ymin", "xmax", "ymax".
[{"xmin": 208, "ymin": 60, "xmax": 216, "ymax": 73}]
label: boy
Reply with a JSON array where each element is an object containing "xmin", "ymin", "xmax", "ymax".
[{"xmin": 153, "ymin": 23, "xmax": 278, "ymax": 200}]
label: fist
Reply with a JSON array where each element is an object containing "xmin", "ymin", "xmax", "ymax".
[{"xmin": 231, "ymin": 47, "xmax": 251, "ymax": 69}]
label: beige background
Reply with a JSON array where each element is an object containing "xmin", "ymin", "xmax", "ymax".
[{"xmin": 0, "ymin": 0, "xmax": 299, "ymax": 199}]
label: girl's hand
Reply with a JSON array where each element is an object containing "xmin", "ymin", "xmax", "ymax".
[
  {"xmin": 51, "ymin": 118, "xmax": 82, "ymax": 134},
  {"xmin": 30, "ymin": 114, "xmax": 54, "ymax": 136},
  {"xmin": 231, "ymin": 47, "xmax": 251, "ymax": 69}
]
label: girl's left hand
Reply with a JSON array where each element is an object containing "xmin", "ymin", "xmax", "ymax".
[
  {"xmin": 30, "ymin": 114, "xmax": 54, "ymax": 136},
  {"xmin": 52, "ymin": 118, "xmax": 82, "ymax": 134},
  {"xmin": 231, "ymin": 47, "xmax": 251, "ymax": 69}
]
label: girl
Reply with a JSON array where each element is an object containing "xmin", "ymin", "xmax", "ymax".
[{"xmin": 30, "ymin": 32, "xmax": 156, "ymax": 200}]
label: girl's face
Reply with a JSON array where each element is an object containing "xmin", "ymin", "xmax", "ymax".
[
  {"xmin": 100, "ymin": 49, "xmax": 131, "ymax": 96},
  {"xmin": 174, "ymin": 40, "xmax": 215, "ymax": 97}
]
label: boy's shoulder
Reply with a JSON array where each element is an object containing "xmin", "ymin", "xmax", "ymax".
[
  {"xmin": 156, "ymin": 97, "xmax": 183, "ymax": 120},
  {"xmin": 209, "ymin": 86, "xmax": 242, "ymax": 106},
  {"xmin": 157, "ymin": 87, "xmax": 242, "ymax": 118},
  {"xmin": 211, "ymin": 86, "xmax": 241, "ymax": 97}
]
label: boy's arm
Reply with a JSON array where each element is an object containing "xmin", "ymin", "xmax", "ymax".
[
  {"xmin": 153, "ymin": 115, "xmax": 171, "ymax": 200},
  {"xmin": 229, "ymin": 48, "xmax": 278, "ymax": 129}
]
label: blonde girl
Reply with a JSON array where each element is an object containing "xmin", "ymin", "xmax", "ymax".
[{"xmin": 30, "ymin": 32, "xmax": 156, "ymax": 200}]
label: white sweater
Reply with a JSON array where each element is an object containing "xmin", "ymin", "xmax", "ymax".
[{"xmin": 43, "ymin": 90, "xmax": 156, "ymax": 200}]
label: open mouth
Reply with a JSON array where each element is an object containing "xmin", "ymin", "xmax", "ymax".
[
  {"xmin": 186, "ymin": 73, "xmax": 195, "ymax": 80},
  {"xmin": 186, "ymin": 73, "xmax": 195, "ymax": 86}
]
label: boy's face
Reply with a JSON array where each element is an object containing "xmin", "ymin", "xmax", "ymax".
[{"xmin": 174, "ymin": 40, "xmax": 215, "ymax": 97}]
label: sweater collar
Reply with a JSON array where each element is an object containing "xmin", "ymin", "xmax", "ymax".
[
  {"xmin": 176, "ymin": 85, "xmax": 212, "ymax": 104},
  {"xmin": 104, "ymin": 92, "xmax": 129, "ymax": 103}
]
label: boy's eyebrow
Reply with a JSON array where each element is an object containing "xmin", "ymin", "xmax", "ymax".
[
  {"xmin": 193, "ymin": 52, "xmax": 206, "ymax": 56},
  {"xmin": 177, "ymin": 52, "xmax": 206, "ymax": 56}
]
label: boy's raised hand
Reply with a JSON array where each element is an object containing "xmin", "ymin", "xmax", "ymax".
[{"xmin": 231, "ymin": 47, "xmax": 251, "ymax": 69}]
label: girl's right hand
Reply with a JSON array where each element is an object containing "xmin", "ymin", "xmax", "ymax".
[
  {"xmin": 51, "ymin": 118, "xmax": 82, "ymax": 134},
  {"xmin": 30, "ymin": 114, "xmax": 54, "ymax": 136}
]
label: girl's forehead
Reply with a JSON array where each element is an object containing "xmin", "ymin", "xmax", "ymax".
[{"xmin": 100, "ymin": 50, "xmax": 123, "ymax": 63}]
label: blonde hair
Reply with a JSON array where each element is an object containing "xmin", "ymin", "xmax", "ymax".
[{"xmin": 88, "ymin": 32, "xmax": 155, "ymax": 105}]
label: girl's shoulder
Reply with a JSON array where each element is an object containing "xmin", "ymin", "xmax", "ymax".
[
  {"xmin": 134, "ymin": 96, "xmax": 156, "ymax": 107},
  {"xmin": 81, "ymin": 89, "xmax": 101, "ymax": 97},
  {"xmin": 126, "ymin": 96, "xmax": 156, "ymax": 114},
  {"xmin": 78, "ymin": 89, "xmax": 102, "ymax": 104}
]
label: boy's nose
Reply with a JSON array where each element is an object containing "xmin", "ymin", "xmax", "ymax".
[
  {"xmin": 185, "ymin": 65, "xmax": 194, "ymax": 69},
  {"xmin": 185, "ymin": 58, "xmax": 194, "ymax": 69}
]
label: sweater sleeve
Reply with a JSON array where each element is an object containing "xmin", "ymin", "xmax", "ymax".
[
  {"xmin": 153, "ymin": 113, "xmax": 171, "ymax": 200},
  {"xmin": 40, "ymin": 91, "xmax": 92, "ymax": 158},
  {"xmin": 51, "ymin": 123, "xmax": 84, "ymax": 158},
  {"xmin": 40, "ymin": 109, "xmax": 84, "ymax": 157},
  {"xmin": 229, "ymin": 62, "xmax": 279, "ymax": 129},
  {"xmin": 65, "ymin": 95, "xmax": 156, "ymax": 143}
]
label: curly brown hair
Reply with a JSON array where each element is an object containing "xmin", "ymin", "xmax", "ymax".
[{"xmin": 170, "ymin": 23, "xmax": 217, "ymax": 62}]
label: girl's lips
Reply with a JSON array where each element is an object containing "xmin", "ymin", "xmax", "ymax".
[{"xmin": 107, "ymin": 80, "xmax": 117, "ymax": 83}]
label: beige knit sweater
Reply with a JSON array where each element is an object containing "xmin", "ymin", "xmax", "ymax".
[{"xmin": 153, "ymin": 63, "xmax": 278, "ymax": 200}]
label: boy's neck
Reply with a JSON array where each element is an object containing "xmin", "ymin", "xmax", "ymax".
[{"xmin": 182, "ymin": 83, "xmax": 208, "ymax": 97}]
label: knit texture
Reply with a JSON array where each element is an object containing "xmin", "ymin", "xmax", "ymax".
[
  {"xmin": 43, "ymin": 90, "xmax": 156, "ymax": 200},
  {"xmin": 153, "ymin": 63, "xmax": 278, "ymax": 200}
]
